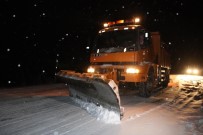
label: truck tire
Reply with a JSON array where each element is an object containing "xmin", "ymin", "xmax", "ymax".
[
  {"xmin": 138, "ymin": 68, "xmax": 154, "ymax": 97},
  {"xmin": 162, "ymin": 72, "xmax": 169, "ymax": 88},
  {"xmin": 161, "ymin": 69, "xmax": 169, "ymax": 88}
]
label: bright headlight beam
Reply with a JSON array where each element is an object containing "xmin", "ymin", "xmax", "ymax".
[
  {"xmin": 186, "ymin": 68, "xmax": 199, "ymax": 75},
  {"xmin": 126, "ymin": 68, "xmax": 139, "ymax": 74},
  {"xmin": 87, "ymin": 67, "xmax": 95, "ymax": 73},
  {"xmin": 193, "ymin": 69, "xmax": 199, "ymax": 74},
  {"xmin": 186, "ymin": 69, "xmax": 192, "ymax": 74}
]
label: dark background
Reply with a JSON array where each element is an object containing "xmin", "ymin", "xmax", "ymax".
[{"xmin": 0, "ymin": 0, "xmax": 202, "ymax": 87}]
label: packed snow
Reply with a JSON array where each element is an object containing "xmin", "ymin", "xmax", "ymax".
[
  {"xmin": 0, "ymin": 74, "xmax": 202, "ymax": 135},
  {"xmin": 167, "ymin": 75, "xmax": 203, "ymax": 134},
  {"xmin": 72, "ymin": 98, "xmax": 120, "ymax": 124}
]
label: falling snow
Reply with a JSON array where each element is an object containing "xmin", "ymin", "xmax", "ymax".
[{"xmin": 0, "ymin": 1, "xmax": 202, "ymax": 87}]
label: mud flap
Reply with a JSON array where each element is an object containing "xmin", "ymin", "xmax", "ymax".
[{"xmin": 56, "ymin": 70, "xmax": 121, "ymax": 119}]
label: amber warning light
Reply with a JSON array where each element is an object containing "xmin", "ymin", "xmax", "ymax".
[{"xmin": 103, "ymin": 17, "xmax": 141, "ymax": 28}]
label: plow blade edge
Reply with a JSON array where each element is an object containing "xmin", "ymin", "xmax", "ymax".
[{"xmin": 56, "ymin": 70, "xmax": 121, "ymax": 119}]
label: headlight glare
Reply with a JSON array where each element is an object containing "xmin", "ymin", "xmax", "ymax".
[
  {"xmin": 87, "ymin": 67, "xmax": 95, "ymax": 73},
  {"xmin": 126, "ymin": 68, "xmax": 139, "ymax": 74},
  {"xmin": 186, "ymin": 68, "xmax": 199, "ymax": 75},
  {"xmin": 193, "ymin": 69, "xmax": 199, "ymax": 74}
]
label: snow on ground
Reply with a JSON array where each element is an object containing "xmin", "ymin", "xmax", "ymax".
[
  {"xmin": 0, "ymin": 75, "xmax": 202, "ymax": 135},
  {"xmin": 72, "ymin": 98, "xmax": 120, "ymax": 124},
  {"xmin": 167, "ymin": 75, "xmax": 203, "ymax": 134}
]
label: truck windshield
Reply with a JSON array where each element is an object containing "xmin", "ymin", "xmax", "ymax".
[{"xmin": 94, "ymin": 29, "xmax": 138, "ymax": 53}]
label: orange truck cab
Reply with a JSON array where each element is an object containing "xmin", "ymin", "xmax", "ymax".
[{"xmin": 87, "ymin": 18, "xmax": 170, "ymax": 97}]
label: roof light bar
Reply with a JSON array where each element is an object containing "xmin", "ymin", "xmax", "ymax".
[{"xmin": 103, "ymin": 17, "xmax": 141, "ymax": 28}]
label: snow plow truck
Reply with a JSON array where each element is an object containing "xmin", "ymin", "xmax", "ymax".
[{"xmin": 56, "ymin": 17, "xmax": 170, "ymax": 120}]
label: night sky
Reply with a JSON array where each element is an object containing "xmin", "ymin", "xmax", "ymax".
[{"xmin": 0, "ymin": 0, "xmax": 202, "ymax": 87}]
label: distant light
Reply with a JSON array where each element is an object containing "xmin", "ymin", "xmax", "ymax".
[
  {"xmin": 8, "ymin": 81, "xmax": 11, "ymax": 84},
  {"xmin": 17, "ymin": 64, "xmax": 21, "ymax": 67},
  {"xmin": 86, "ymin": 46, "xmax": 90, "ymax": 50},
  {"xmin": 7, "ymin": 48, "xmax": 10, "ymax": 52},
  {"xmin": 13, "ymin": 14, "xmax": 16, "ymax": 18},
  {"xmin": 124, "ymin": 48, "xmax": 127, "ymax": 52},
  {"xmin": 114, "ymin": 28, "xmax": 118, "ymax": 31},
  {"xmin": 186, "ymin": 69, "xmax": 192, "ymax": 74},
  {"xmin": 186, "ymin": 68, "xmax": 199, "ymax": 75},
  {"xmin": 124, "ymin": 27, "xmax": 128, "ymax": 30},
  {"xmin": 193, "ymin": 69, "xmax": 199, "ymax": 74}
]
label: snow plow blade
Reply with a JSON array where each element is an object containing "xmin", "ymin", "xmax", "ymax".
[{"xmin": 56, "ymin": 70, "xmax": 121, "ymax": 119}]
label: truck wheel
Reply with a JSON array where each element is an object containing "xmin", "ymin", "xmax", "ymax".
[
  {"xmin": 162, "ymin": 73, "xmax": 169, "ymax": 88},
  {"xmin": 161, "ymin": 69, "xmax": 169, "ymax": 88},
  {"xmin": 139, "ymin": 68, "xmax": 154, "ymax": 97}
]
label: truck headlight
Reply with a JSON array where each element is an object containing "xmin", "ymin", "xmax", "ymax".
[
  {"xmin": 186, "ymin": 68, "xmax": 199, "ymax": 74},
  {"xmin": 126, "ymin": 68, "xmax": 139, "ymax": 74},
  {"xmin": 87, "ymin": 67, "xmax": 95, "ymax": 73},
  {"xmin": 186, "ymin": 69, "xmax": 192, "ymax": 74},
  {"xmin": 193, "ymin": 69, "xmax": 199, "ymax": 74}
]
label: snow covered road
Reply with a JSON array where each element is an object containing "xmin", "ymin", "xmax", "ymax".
[{"xmin": 0, "ymin": 75, "xmax": 202, "ymax": 135}]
